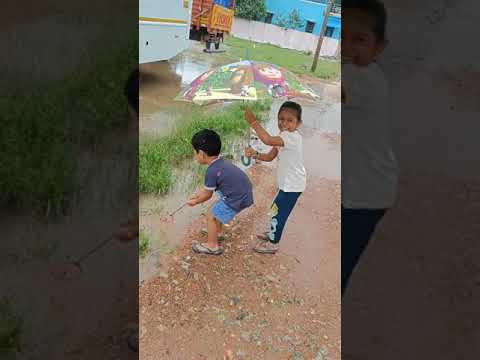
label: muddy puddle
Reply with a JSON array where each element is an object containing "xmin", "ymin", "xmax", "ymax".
[
  {"xmin": 139, "ymin": 41, "xmax": 229, "ymax": 136},
  {"xmin": 139, "ymin": 181, "xmax": 203, "ymax": 283}
]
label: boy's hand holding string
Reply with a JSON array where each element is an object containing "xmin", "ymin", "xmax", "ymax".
[{"xmin": 187, "ymin": 188, "xmax": 213, "ymax": 207}]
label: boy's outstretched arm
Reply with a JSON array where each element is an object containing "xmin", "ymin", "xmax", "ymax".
[
  {"xmin": 245, "ymin": 108, "xmax": 284, "ymax": 147},
  {"xmin": 187, "ymin": 188, "xmax": 213, "ymax": 207},
  {"xmin": 245, "ymin": 146, "xmax": 278, "ymax": 162}
]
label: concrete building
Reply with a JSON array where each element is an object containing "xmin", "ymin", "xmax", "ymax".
[{"xmin": 264, "ymin": 0, "xmax": 341, "ymax": 39}]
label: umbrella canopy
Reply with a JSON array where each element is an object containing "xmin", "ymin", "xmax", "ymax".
[{"xmin": 175, "ymin": 61, "xmax": 319, "ymax": 105}]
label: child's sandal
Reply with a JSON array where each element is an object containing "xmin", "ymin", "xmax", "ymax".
[
  {"xmin": 192, "ymin": 241, "xmax": 224, "ymax": 255},
  {"xmin": 253, "ymin": 241, "xmax": 279, "ymax": 254}
]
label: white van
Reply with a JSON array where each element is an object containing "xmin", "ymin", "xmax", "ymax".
[{"xmin": 139, "ymin": 0, "xmax": 192, "ymax": 63}]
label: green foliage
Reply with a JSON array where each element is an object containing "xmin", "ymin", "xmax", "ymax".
[
  {"xmin": 235, "ymin": 0, "xmax": 267, "ymax": 21},
  {"xmin": 275, "ymin": 9, "xmax": 305, "ymax": 30},
  {"xmin": 0, "ymin": 37, "xmax": 137, "ymax": 216},
  {"xmin": 139, "ymin": 230, "xmax": 150, "ymax": 259},
  {"xmin": 139, "ymin": 100, "xmax": 271, "ymax": 194}
]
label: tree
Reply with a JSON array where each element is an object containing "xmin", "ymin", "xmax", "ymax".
[
  {"xmin": 287, "ymin": 9, "xmax": 305, "ymax": 30},
  {"xmin": 274, "ymin": 9, "xmax": 305, "ymax": 30},
  {"xmin": 235, "ymin": 0, "xmax": 267, "ymax": 21},
  {"xmin": 274, "ymin": 13, "xmax": 288, "ymax": 28}
]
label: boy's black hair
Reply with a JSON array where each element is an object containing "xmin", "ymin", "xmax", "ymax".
[
  {"xmin": 124, "ymin": 69, "xmax": 139, "ymax": 114},
  {"xmin": 279, "ymin": 101, "xmax": 302, "ymax": 122},
  {"xmin": 343, "ymin": 0, "xmax": 387, "ymax": 41},
  {"xmin": 191, "ymin": 129, "xmax": 222, "ymax": 156}
]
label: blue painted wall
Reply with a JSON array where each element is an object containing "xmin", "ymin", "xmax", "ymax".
[{"xmin": 265, "ymin": 0, "xmax": 341, "ymax": 39}]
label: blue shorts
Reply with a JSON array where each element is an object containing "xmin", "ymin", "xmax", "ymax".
[{"xmin": 212, "ymin": 200, "xmax": 238, "ymax": 225}]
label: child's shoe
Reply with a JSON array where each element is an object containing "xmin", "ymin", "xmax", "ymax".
[
  {"xmin": 253, "ymin": 241, "xmax": 279, "ymax": 254},
  {"xmin": 192, "ymin": 241, "xmax": 224, "ymax": 255}
]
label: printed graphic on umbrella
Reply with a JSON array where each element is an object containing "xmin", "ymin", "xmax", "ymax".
[{"xmin": 175, "ymin": 61, "xmax": 319, "ymax": 105}]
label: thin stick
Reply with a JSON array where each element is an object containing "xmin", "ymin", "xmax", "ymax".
[
  {"xmin": 75, "ymin": 235, "xmax": 115, "ymax": 265},
  {"xmin": 169, "ymin": 202, "xmax": 187, "ymax": 217},
  {"xmin": 50, "ymin": 234, "xmax": 116, "ymax": 279}
]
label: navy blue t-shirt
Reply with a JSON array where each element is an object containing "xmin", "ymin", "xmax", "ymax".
[{"xmin": 205, "ymin": 157, "xmax": 253, "ymax": 212}]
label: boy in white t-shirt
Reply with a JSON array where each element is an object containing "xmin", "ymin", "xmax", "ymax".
[
  {"xmin": 244, "ymin": 101, "xmax": 306, "ymax": 254},
  {"xmin": 342, "ymin": 0, "xmax": 398, "ymax": 296}
]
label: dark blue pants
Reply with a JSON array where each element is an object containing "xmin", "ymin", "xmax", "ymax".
[
  {"xmin": 341, "ymin": 206, "xmax": 387, "ymax": 297},
  {"xmin": 268, "ymin": 190, "xmax": 302, "ymax": 243}
]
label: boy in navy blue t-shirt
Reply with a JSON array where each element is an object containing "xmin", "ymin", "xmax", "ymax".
[{"xmin": 187, "ymin": 129, "xmax": 254, "ymax": 255}]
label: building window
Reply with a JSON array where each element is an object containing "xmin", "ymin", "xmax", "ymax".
[
  {"xmin": 325, "ymin": 26, "xmax": 335, "ymax": 37},
  {"xmin": 305, "ymin": 21, "xmax": 315, "ymax": 33},
  {"xmin": 265, "ymin": 12, "xmax": 274, "ymax": 24}
]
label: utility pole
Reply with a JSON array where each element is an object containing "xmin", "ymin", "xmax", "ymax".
[{"xmin": 311, "ymin": 0, "xmax": 334, "ymax": 72}]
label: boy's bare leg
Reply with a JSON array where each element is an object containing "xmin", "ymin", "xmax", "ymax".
[
  {"xmin": 206, "ymin": 209, "xmax": 220, "ymax": 249},
  {"xmin": 204, "ymin": 203, "xmax": 224, "ymax": 237}
]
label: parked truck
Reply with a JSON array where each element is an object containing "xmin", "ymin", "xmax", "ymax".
[
  {"xmin": 139, "ymin": 0, "xmax": 193, "ymax": 63},
  {"xmin": 189, "ymin": 0, "xmax": 236, "ymax": 51}
]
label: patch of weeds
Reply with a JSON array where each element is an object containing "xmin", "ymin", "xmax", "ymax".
[
  {"xmin": 0, "ymin": 299, "xmax": 22, "ymax": 357},
  {"xmin": 190, "ymin": 162, "xmax": 208, "ymax": 192},
  {"xmin": 139, "ymin": 229, "xmax": 150, "ymax": 259},
  {"xmin": 139, "ymin": 139, "xmax": 172, "ymax": 194},
  {"xmin": 139, "ymin": 99, "xmax": 272, "ymax": 194},
  {"xmin": 216, "ymin": 312, "xmax": 227, "ymax": 322},
  {"xmin": 0, "ymin": 35, "xmax": 137, "ymax": 216}
]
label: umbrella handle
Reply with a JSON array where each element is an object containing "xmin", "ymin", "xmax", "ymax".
[
  {"xmin": 241, "ymin": 134, "xmax": 254, "ymax": 166},
  {"xmin": 241, "ymin": 155, "xmax": 251, "ymax": 166}
]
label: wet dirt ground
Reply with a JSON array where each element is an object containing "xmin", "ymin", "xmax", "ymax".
[
  {"xmin": 139, "ymin": 41, "xmax": 341, "ymax": 359},
  {"xmin": 1, "ymin": 128, "xmax": 138, "ymax": 360},
  {"xmin": 341, "ymin": 2, "xmax": 480, "ymax": 359}
]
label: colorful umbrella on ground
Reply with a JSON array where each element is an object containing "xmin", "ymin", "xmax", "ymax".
[{"xmin": 175, "ymin": 60, "xmax": 319, "ymax": 105}]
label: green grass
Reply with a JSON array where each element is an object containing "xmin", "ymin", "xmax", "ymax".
[
  {"xmin": 0, "ymin": 37, "xmax": 137, "ymax": 216},
  {"xmin": 0, "ymin": 299, "xmax": 22, "ymax": 357},
  {"xmin": 189, "ymin": 162, "xmax": 208, "ymax": 192},
  {"xmin": 139, "ymin": 230, "xmax": 150, "ymax": 259},
  {"xmin": 223, "ymin": 36, "xmax": 340, "ymax": 80},
  {"xmin": 139, "ymin": 100, "xmax": 271, "ymax": 194}
]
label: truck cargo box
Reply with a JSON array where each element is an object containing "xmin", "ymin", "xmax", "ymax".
[{"xmin": 190, "ymin": 0, "xmax": 235, "ymax": 50}]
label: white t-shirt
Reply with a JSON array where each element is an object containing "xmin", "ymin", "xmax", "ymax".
[
  {"xmin": 277, "ymin": 130, "xmax": 306, "ymax": 192},
  {"xmin": 342, "ymin": 62, "xmax": 398, "ymax": 209}
]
